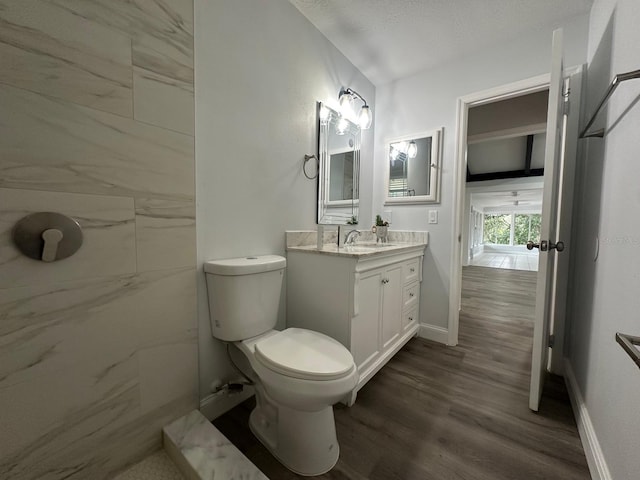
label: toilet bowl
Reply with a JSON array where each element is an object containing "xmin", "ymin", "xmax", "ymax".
[
  {"xmin": 204, "ymin": 255, "xmax": 358, "ymax": 476},
  {"xmin": 235, "ymin": 328, "xmax": 357, "ymax": 475}
]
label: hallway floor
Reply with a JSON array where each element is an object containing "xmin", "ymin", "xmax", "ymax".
[
  {"xmin": 470, "ymin": 251, "xmax": 539, "ymax": 271},
  {"xmin": 213, "ymin": 266, "xmax": 589, "ymax": 479}
]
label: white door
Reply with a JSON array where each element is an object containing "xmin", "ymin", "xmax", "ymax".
[{"xmin": 529, "ymin": 28, "xmax": 566, "ymax": 411}]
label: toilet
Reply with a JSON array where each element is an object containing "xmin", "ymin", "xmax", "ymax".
[{"xmin": 204, "ymin": 254, "xmax": 358, "ymax": 476}]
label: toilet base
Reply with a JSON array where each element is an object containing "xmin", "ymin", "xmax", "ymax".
[{"xmin": 249, "ymin": 397, "xmax": 339, "ymax": 476}]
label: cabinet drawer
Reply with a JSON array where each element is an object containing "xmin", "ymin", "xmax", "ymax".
[
  {"xmin": 402, "ymin": 305, "xmax": 419, "ymax": 330},
  {"xmin": 403, "ymin": 281, "xmax": 419, "ymax": 309},
  {"xmin": 403, "ymin": 258, "xmax": 420, "ymax": 284}
]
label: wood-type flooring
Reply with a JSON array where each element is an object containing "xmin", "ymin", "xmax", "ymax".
[{"xmin": 213, "ymin": 266, "xmax": 589, "ymax": 479}]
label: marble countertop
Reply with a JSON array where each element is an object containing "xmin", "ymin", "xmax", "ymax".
[{"xmin": 286, "ymin": 241, "xmax": 427, "ymax": 258}]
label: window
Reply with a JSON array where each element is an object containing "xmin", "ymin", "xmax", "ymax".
[
  {"xmin": 483, "ymin": 213, "xmax": 541, "ymax": 245},
  {"xmin": 514, "ymin": 214, "xmax": 541, "ymax": 245},
  {"xmin": 483, "ymin": 214, "xmax": 511, "ymax": 244}
]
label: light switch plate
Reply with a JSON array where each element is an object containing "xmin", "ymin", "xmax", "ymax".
[
  {"xmin": 384, "ymin": 210, "xmax": 392, "ymax": 224},
  {"xmin": 428, "ymin": 210, "xmax": 438, "ymax": 224}
]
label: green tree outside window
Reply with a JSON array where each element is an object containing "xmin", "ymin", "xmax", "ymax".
[
  {"xmin": 483, "ymin": 213, "xmax": 541, "ymax": 245},
  {"xmin": 483, "ymin": 214, "xmax": 511, "ymax": 244}
]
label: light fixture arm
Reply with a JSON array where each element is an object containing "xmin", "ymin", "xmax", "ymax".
[{"xmin": 339, "ymin": 87, "xmax": 369, "ymax": 106}]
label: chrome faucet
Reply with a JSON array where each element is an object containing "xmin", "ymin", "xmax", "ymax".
[{"xmin": 344, "ymin": 229, "xmax": 361, "ymax": 246}]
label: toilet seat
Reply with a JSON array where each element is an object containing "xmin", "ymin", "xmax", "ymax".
[{"xmin": 254, "ymin": 328, "xmax": 354, "ymax": 381}]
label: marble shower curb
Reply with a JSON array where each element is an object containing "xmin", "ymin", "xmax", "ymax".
[{"xmin": 163, "ymin": 410, "xmax": 268, "ymax": 480}]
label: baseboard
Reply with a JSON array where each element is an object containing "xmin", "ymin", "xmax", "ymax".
[
  {"xmin": 418, "ymin": 323, "xmax": 449, "ymax": 344},
  {"xmin": 199, "ymin": 386, "xmax": 255, "ymax": 421},
  {"xmin": 563, "ymin": 359, "xmax": 612, "ymax": 480}
]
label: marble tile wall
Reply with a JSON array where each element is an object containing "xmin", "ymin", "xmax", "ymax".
[{"xmin": 0, "ymin": 1, "xmax": 197, "ymax": 479}]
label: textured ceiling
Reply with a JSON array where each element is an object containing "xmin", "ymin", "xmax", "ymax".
[{"xmin": 290, "ymin": 0, "xmax": 592, "ymax": 85}]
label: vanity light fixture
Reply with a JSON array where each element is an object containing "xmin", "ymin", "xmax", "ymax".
[
  {"xmin": 338, "ymin": 87, "xmax": 373, "ymax": 129},
  {"xmin": 390, "ymin": 140, "xmax": 418, "ymax": 164}
]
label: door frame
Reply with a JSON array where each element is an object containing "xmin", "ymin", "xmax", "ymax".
[
  {"xmin": 448, "ymin": 67, "xmax": 583, "ymax": 370},
  {"xmin": 448, "ymin": 73, "xmax": 551, "ymax": 347}
]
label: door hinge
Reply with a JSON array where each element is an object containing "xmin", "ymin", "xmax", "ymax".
[
  {"xmin": 548, "ymin": 334, "xmax": 555, "ymax": 348},
  {"xmin": 563, "ymin": 82, "xmax": 571, "ymax": 116}
]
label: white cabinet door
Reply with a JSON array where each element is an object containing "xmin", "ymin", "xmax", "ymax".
[
  {"xmin": 381, "ymin": 264, "xmax": 403, "ymax": 350},
  {"xmin": 351, "ymin": 270, "xmax": 382, "ymax": 373}
]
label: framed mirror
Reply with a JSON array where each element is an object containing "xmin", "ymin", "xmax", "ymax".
[
  {"xmin": 384, "ymin": 128, "xmax": 443, "ymax": 205},
  {"xmin": 317, "ymin": 102, "xmax": 360, "ymax": 224}
]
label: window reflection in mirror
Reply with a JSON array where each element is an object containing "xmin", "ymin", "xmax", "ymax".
[
  {"xmin": 385, "ymin": 128, "xmax": 442, "ymax": 204},
  {"xmin": 318, "ymin": 102, "xmax": 360, "ymax": 224}
]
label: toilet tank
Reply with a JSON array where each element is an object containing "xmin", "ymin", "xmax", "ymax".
[{"xmin": 204, "ymin": 255, "xmax": 286, "ymax": 341}]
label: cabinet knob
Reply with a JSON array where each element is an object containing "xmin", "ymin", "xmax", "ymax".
[
  {"xmin": 382, "ymin": 278, "xmax": 389, "ymax": 284},
  {"xmin": 408, "ymin": 317, "xmax": 413, "ymax": 321},
  {"xmin": 410, "ymin": 267, "xmax": 415, "ymax": 273},
  {"xmin": 409, "ymin": 292, "xmax": 414, "ymax": 297}
]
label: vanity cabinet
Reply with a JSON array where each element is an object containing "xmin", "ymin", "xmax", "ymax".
[{"xmin": 286, "ymin": 246, "xmax": 425, "ymax": 404}]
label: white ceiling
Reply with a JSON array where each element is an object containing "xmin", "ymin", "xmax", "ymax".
[{"xmin": 290, "ymin": 0, "xmax": 592, "ymax": 85}]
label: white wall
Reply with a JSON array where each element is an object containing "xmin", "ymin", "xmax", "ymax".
[
  {"xmin": 195, "ymin": 0, "xmax": 375, "ymax": 415},
  {"xmin": 566, "ymin": 0, "xmax": 640, "ymax": 477},
  {"xmin": 373, "ymin": 15, "xmax": 589, "ymax": 330}
]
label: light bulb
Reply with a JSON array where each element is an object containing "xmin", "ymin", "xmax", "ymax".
[
  {"xmin": 407, "ymin": 140, "xmax": 417, "ymax": 158},
  {"xmin": 358, "ymin": 105, "xmax": 372, "ymax": 129},
  {"xmin": 339, "ymin": 92, "xmax": 354, "ymax": 118},
  {"xmin": 336, "ymin": 117, "xmax": 348, "ymax": 135}
]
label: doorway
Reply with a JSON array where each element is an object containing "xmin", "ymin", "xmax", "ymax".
[
  {"xmin": 463, "ymin": 89, "xmax": 549, "ymax": 273},
  {"xmin": 448, "ymin": 73, "xmax": 551, "ymax": 347},
  {"xmin": 449, "ymin": 65, "xmax": 584, "ymax": 382},
  {"xmin": 458, "ymin": 89, "xmax": 550, "ymax": 415}
]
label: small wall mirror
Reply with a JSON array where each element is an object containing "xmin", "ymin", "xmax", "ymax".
[
  {"xmin": 318, "ymin": 102, "xmax": 360, "ymax": 224},
  {"xmin": 385, "ymin": 128, "xmax": 443, "ymax": 205}
]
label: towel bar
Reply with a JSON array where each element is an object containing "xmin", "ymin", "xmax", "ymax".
[
  {"xmin": 615, "ymin": 332, "xmax": 640, "ymax": 369},
  {"xmin": 579, "ymin": 69, "xmax": 640, "ymax": 139}
]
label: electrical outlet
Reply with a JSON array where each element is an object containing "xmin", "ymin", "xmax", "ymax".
[
  {"xmin": 428, "ymin": 210, "xmax": 438, "ymax": 224},
  {"xmin": 384, "ymin": 210, "xmax": 393, "ymax": 224}
]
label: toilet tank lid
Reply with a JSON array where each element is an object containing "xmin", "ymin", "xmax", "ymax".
[{"xmin": 204, "ymin": 255, "xmax": 286, "ymax": 275}]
